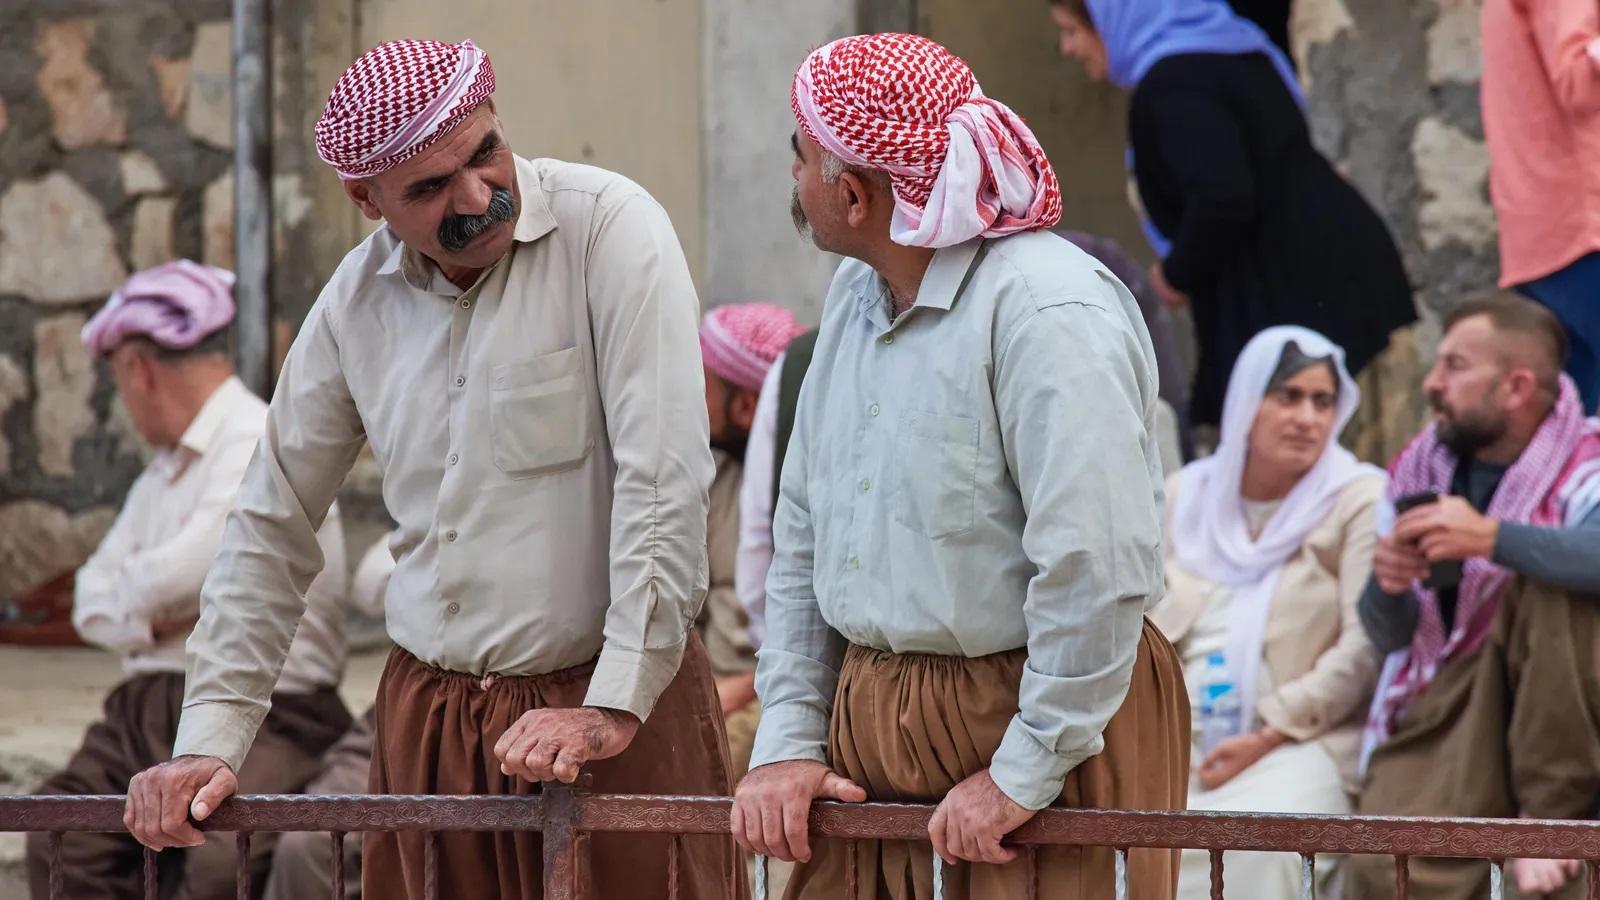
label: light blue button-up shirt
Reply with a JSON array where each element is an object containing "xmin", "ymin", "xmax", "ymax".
[{"xmin": 749, "ymin": 231, "xmax": 1167, "ymax": 810}]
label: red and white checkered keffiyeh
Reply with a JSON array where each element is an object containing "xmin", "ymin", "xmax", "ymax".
[
  {"xmin": 315, "ymin": 39, "xmax": 495, "ymax": 181},
  {"xmin": 700, "ymin": 302, "xmax": 807, "ymax": 393},
  {"xmin": 792, "ymin": 33, "xmax": 1062, "ymax": 249}
]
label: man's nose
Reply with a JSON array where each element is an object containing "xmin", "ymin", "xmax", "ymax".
[{"xmin": 452, "ymin": 175, "xmax": 493, "ymax": 217}]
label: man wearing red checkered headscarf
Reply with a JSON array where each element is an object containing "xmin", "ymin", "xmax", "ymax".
[
  {"xmin": 126, "ymin": 38, "xmax": 745, "ymax": 900},
  {"xmin": 735, "ymin": 34, "xmax": 1188, "ymax": 900}
]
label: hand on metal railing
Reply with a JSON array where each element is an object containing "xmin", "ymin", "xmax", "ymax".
[
  {"xmin": 731, "ymin": 760, "xmax": 866, "ymax": 862},
  {"xmin": 123, "ymin": 755, "xmax": 237, "ymax": 851}
]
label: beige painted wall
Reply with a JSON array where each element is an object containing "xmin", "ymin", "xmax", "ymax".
[
  {"xmin": 920, "ymin": 0, "xmax": 1147, "ymax": 261},
  {"xmin": 357, "ymin": 0, "xmax": 707, "ymax": 284}
]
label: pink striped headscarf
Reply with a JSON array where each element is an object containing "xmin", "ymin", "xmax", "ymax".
[
  {"xmin": 81, "ymin": 261, "xmax": 236, "ymax": 356},
  {"xmin": 700, "ymin": 303, "xmax": 807, "ymax": 393},
  {"xmin": 792, "ymin": 33, "xmax": 1063, "ymax": 249},
  {"xmin": 1362, "ymin": 374, "xmax": 1600, "ymax": 765},
  {"xmin": 315, "ymin": 39, "xmax": 496, "ymax": 181}
]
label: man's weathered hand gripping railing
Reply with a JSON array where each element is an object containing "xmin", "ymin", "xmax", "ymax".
[{"xmin": 6, "ymin": 787, "xmax": 1600, "ymax": 900}]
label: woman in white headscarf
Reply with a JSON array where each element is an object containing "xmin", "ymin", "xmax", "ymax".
[{"xmin": 1151, "ymin": 326, "xmax": 1386, "ymax": 899}]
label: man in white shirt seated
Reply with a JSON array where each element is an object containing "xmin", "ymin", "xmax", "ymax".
[{"xmin": 25, "ymin": 261, "xmax": 352, "ymax": 900}]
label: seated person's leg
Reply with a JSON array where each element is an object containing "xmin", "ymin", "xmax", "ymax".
[
  {"xmin": 262, "ymin": 710, "xmax": 374, "ymax": 900},
  {"xmin": 26, "ymin": 673, "xmax": 185, "ymax": 900}
]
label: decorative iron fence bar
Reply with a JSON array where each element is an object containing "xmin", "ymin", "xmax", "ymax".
[{"xmin": 9, "ymin": 790, "xmax": 1600, "ymax": 900}]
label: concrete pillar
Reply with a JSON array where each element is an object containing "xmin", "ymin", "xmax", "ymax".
[{"xmin": 700, "ymin": 0, "xmax": 856, "ymax": 322}]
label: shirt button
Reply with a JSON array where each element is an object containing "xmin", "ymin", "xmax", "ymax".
[
  {"xmin": 455, "ymin": 375, "xmax": 466, "ymax": 387},
  {"xmin": 882, "ymin": 334, "xmax": 894, "ymax": 345},
  {"xmin": 860, "ymin": 478, "xmax": 871, "ymax": 492},
  {"xmin": 869, "ymin": 403, "xmax": 880, "ymax": 417},
  {"xmin": 447, "ymin": 601, "xmax": 461, "ymax": 615},
  {"xmin": 460, "ymin": 299, "xmax": 472, "ymax": 310},
  {"xmin": 448, "ymin": 453, "xmax": 459, "ymax": 466},
  {"xmin": 445, "ymin": 530, "xmax": 458, "ymax": 542}
]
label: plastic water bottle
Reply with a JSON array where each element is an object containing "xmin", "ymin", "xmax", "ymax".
[{"xmin": 1198, "ymin": 652, "xmax": 1242, "ymax": 755}]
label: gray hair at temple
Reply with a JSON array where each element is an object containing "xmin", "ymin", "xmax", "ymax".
[
  {"xmin": 1265, "ymin": 340, "xmax": 1340, "ymax": 398},
  {"xmin": 820, "ymin": 150, "xmax": 889, "ymax": 186}
]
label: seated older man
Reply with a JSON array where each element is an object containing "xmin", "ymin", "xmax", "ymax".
[
  {"xmin": 1349, "ymin": 293, "xmax": 1600, "ymax": 900},
  {"xmin": 25, "ymin": 261, "xmax": 352, "ymax": 900}
]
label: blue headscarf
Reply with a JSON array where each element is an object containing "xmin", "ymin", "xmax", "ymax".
[{"xmin": 1085, "ymin": 0, "xmax": 1303, "ymax": 101}]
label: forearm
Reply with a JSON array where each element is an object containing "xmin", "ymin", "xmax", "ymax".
[
  {"xmin": 1358, "ymin": 575, "xmax": 1419, "ymax": 653},
  {"xmin": 1494, "ymin": 523, "xmax": 1600, "ymax": 594}
]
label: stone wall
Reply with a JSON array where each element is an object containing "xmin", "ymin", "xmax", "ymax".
[
  {"xmin": 1294, "ymin": 0, "xmax": 1496, "ymax": 330},
  {"xmin": 0, "ymin": 0, "xmax": 358, "ymax": 598}
]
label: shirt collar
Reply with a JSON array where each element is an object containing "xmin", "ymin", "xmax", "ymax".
[
  {"xmin": 154, "ymin": 376, "xmax": 250, "ymax": 480},
  {"xmin": 853, "ymin": 238, "xmax": 986, "ymax": 322},
  {"xmin": 376, "ymin": 154, "xmax": 559, "ymax": 291}
]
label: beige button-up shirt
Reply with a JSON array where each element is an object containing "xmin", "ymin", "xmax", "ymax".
[
  {"xmin": 74, "ymin": 376, "xmax": 348, "ymax": 693},
  {"xmin": 174, "ymin": 156, "xmax": 713, "ymax": 770}
]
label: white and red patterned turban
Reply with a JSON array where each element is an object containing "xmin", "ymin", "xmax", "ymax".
[
  {"xmin": 315, "ymin": 39, "xmax": 496, "ymax": 181},
  {"xmin": 700, "ymin": 303, "xmax": 807, "ymax": 392},
  {"xmin": 793, "ymin": 33, "xmax": 1063, "ymax": 249},
  {"xmin": 81, "ymin": 260, "xmax": 236, "ymax": 356}
]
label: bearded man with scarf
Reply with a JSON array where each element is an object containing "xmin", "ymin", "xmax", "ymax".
[{"xmin": 1352, "ymin": 293, "xmax": 1600, "ymax": 900}]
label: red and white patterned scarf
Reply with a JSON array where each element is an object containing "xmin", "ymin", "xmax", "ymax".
[
  {"xmin": 792, "ymin": 33, "xmax": 1062, "ymax": 249},
  {"xmin": 315, "ymin": 39, "xmax": 496, "ymax": 181},
  {"xmin": 1362, "ymin": 374, "xmax": 1600, "ymax": 766}
]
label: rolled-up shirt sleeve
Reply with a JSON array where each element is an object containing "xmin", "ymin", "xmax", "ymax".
[
  {"xmin": 988, "ymin": 300, "xmax": 1164, "ymax": 810},
  {"xmin": 173, "ymin": 301, "xmax": 366, "ymax": 771},
  {"xmin": 72, "ymin": 490, "xmax": 153, "ymax": 655},
  {"xmin": 748, "ymin": 384, "xmax": 846, "ymax": 771},
  {"xmin": 580, "ymin": 190, "xmax": 715, "ymax": 721}
]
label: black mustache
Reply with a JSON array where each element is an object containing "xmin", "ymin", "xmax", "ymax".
[{"xmin": 438, "ymin": 188, "xmax": 516, "ymax": 252}]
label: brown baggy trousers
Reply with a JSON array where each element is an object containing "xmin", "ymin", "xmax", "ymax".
[
  {"xmin": 363, "ymin": 634, "xmax": 748, "ymax": 900},
  {"xmin": 784, "ymin": 618, "xmax": 1190, "ymax": 900},
  {"xmin": 1347, "ymin": 579, "xmax": 1600, "ymax": 900},
  {"xmin": 25, "ymin": 672, "xmax": 351, "ymax": 900}
]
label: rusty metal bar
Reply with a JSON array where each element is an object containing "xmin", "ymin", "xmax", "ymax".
[
  {"xmin": 46, "ymin": 832, "xmax": 63, "ymax": 900},
  {"xmin": 143, "ymin": 845, "xmax": 157, "ymax": 900},
  {"xmin": 542, "ymin": 785, "xmax": 577, "ymax": 900},
  {"xmin": 1115, "ymin": 847, "xmax": 1129, "ymax": 900},
  {"xmin": 1395, "ymin": 855, "xmax": 1410, "ymax": 899},
  {"xmin": 1024, "ymin": 844, "xmax": 1038, "ymax": 900},
  {"xmin": 11, "ymin": 794, "xmax": 1600, "ymax": 861},
  {"xmin": 331, "ymin": 831, "xmax": 344, "ymax": 899},
  {"xmin": 1209, "ymin": 849, "xmax": 1224, "ymax": 900},
  {"xmin": 236, "ymin": 832, "xmax": 251, "ymax": 900},
  {"xmin": 424, "ymin": 831, "xmax": 439, "ymax": 900},
  {"xmin": 667, "ymin": 834, "xmax": 680, "ymax": 900},
  {"xmin": 845, "ymin": 838, "xmax": 858, "ymax": 900},
  {"xmin": 1300, "ymin": 853, "xmax": 1314, "ymax": 899}
]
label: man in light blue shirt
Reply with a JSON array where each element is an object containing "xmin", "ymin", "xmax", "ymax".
[{"xmin": 731, "ymin": 33, "xmax": 1189, "ymax": 899}]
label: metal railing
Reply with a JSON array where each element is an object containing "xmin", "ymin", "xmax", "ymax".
[{"xmin": 7, "ymin": 788, "xmax": 1600, "ymax": 899}]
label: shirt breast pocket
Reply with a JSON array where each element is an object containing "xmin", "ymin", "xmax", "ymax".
[
  {"xmin": 893, "ymin": 410, "xmax": 979, "ymax": 539},
  {"xmin": 489, "ymin": 347, "xmax": 593, "ymax": 480}
]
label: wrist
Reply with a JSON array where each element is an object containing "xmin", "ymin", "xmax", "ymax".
[
  {"xmin": 1480, "ymin": 518, "xmax": 1501, "ymax": 559},
  {"xmin": 1257, "ymin": 726, "xmax": 1288, "ymax": 749}
]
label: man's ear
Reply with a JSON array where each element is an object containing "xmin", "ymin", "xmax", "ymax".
[
  {"xmin": 343, "ymin": 179, "xmax": 385, "ymax": 222},
  {"xmin": 1503, "ymin": 367, "xmax": 1542, "ymax": 412},
  {"xmin": 839, "ymin": 170, "xmax": 878, "ymax": 229}
]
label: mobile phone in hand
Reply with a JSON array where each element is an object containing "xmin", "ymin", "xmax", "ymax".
[{"xmin": 1391, "ymin": 491, "xmax": 1463, "ymax": 590}]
